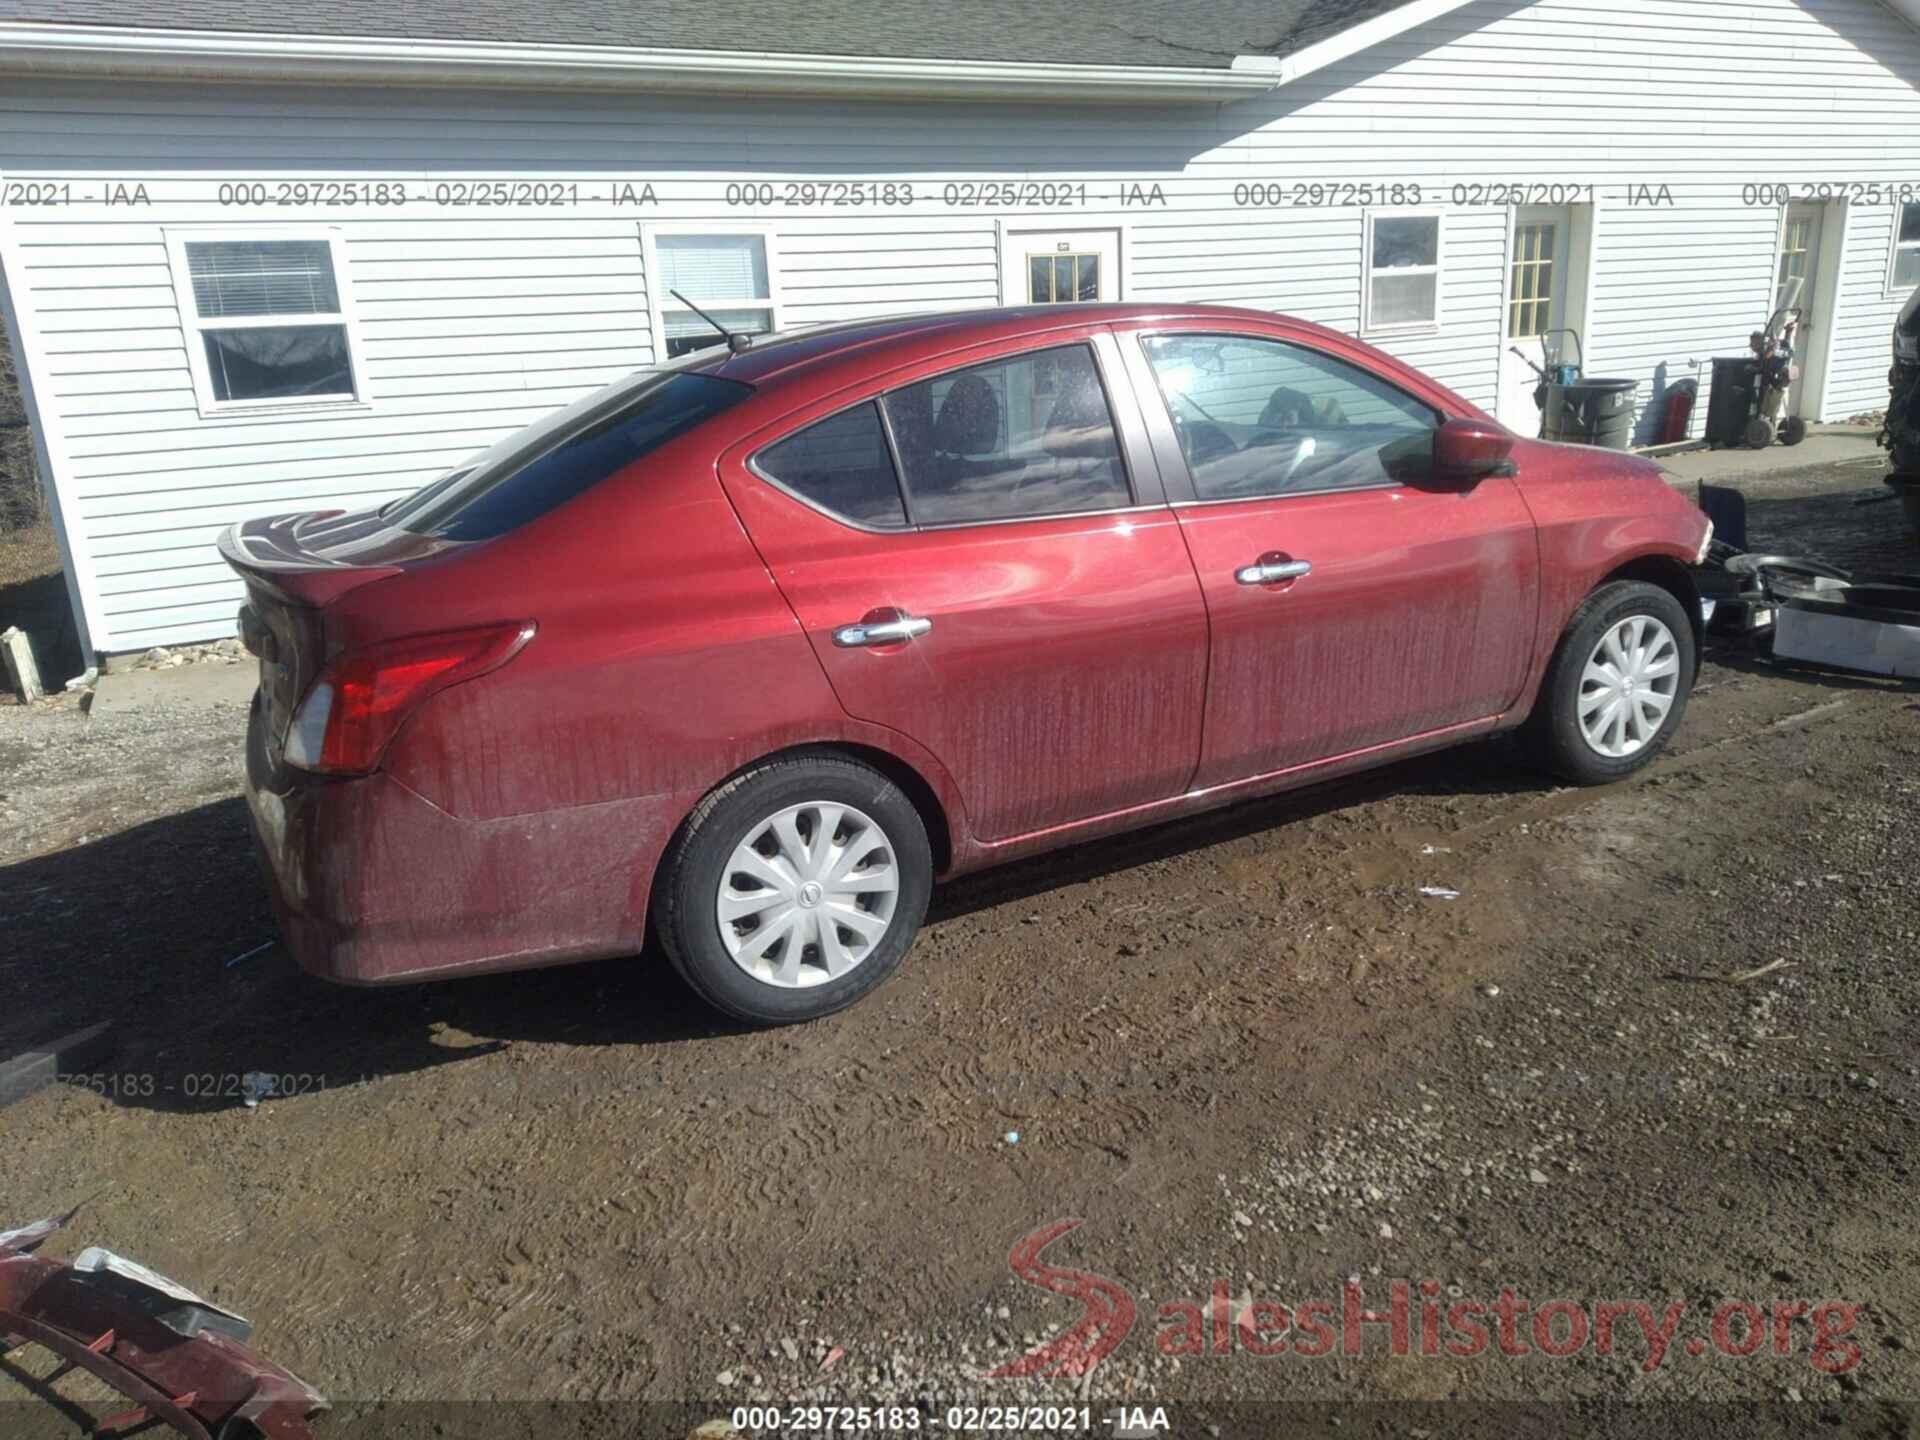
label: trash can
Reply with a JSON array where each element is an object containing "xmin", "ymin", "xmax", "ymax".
[
  {"xmin": 1542, "ymin": 378, "xmax": 1637, "ymax": 449},
  {"xmin": 1704, "ymin": 356, "xmax": 1760, "ymax": 448}
]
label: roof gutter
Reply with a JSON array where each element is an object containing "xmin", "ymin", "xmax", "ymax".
[
  {"xmin": 1882, "ymin": 0, "xmax": 1920, "ymax": 30},
  {"xmin": 1230, "ymin": 0, "xmax": 1481, "ymax": 85},
  {"xmin": 0, "ymin": 22, "xmax": 1285, "ymax": 102}
]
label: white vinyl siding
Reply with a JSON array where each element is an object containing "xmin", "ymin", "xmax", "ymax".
[{"xmin": 2, "ymin": 0, "xmax": 1920, "ymax": 650}]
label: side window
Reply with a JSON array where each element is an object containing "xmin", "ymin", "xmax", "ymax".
[
  {"xmin": 884, "ymin": 344, "xmax": 1131, "ymax": 525},
  {"xmin": 755, "ymin": 402, "xmax": 908, "ymax": 529},
  {"xmin": 1140, "ymin": 333, "xmax": 1439, "ymax": 501}
]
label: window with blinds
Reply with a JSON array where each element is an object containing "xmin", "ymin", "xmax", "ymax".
[
  {"xmin": 652, "ymin": 232, "xmax": 779, "ymax": 357},
  {"xmin": 1893, "ymin": 202, "xmax": 1920, "ymax": 291},
  {"xmin": 168, "ymin": 232, "xmax": 362, "ymax": 412},
  {"xmin": 1363, "ymin": 213, "xmax": 1443, "ymax": 335}
]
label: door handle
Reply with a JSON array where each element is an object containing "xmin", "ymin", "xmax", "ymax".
[
  {"xmin": 1235, "ymin": 558, "xmax": 1312, "ymax": 586},
  {"xmin": 832, "ymin": 614, "xmax": 933, "ymax": 647}
]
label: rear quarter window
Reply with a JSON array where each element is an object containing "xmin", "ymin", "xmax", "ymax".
[
  {"xmin": 390, "ymin": 371, "xmax": 752, "ymax": 540},
  {"xmin": 754, "ymin": 401, "xmax": 909, "ymax": 528}
]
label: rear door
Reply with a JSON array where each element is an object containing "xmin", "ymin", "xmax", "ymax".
[
  {"xmin": 719, "ymin": 329, "xmax": 1209, "ymax": 842},
  {"xmin": 1122, "ymin": 324, "xmax": 1539, "ymax": 789}
]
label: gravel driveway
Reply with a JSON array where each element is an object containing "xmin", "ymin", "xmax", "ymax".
[{"xmin": 2, "ymin": 460, "xmax": 1915, "ymax": 1436}]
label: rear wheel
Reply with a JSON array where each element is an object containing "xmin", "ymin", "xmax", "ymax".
[
  {"xmin": 1527, "ymin": 580, "xmax": 1695, "ymax": 784},
  {"xmin": 656, "ymin": 753, "xmax": 932, "ymax": 1025}
]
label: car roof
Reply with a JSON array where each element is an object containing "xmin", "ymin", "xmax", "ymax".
[{"xmin": 697, "ymin": 302, "xmax": 1345, "ymax": 388}]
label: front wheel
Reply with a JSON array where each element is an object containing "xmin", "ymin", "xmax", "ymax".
[
  {"xmin": 1527, "ymin": 580, "xmax": 1696, "ymax": 784},
  {"xmin": 655, "ymin": 753, "xmax": 932, "ymax": 1025}
]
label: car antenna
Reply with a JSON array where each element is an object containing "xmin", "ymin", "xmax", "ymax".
[{"xmin": 669, "ymin": 288, "xmax": 753, "ymax": 353}]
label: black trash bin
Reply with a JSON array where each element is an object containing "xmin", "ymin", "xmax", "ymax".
[
  {"xmin": 1542, "ymin": 378, "xmax": 1637, "ymax": 449},
  {"xmin": 1704, "ymin": 356, "xmax": 1760, "ymax": 448}
]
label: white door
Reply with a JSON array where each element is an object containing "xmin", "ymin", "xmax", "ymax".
[
  {"xmin": 1000, "ymin": 229, "xmax": 1120, "ymax": 306},
  {"xmin": 1496, "ymin": 206, "xmax": 1572, "ymax": 433},
  {"xmin": 1774, "ymin": 204, "xmax": 1823, "ymax": 417}
]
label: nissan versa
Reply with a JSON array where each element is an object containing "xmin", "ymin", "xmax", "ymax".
[{"xmin": 222, "ymin": 303, "xmax": 1712, "ymax": 1024}]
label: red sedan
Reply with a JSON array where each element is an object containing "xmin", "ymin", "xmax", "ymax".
[{"xmin": 222, "ymin": 303, "xmax": 1711, "ymax": 1023}]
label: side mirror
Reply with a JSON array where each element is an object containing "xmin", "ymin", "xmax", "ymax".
[{"xmin": 1433, "ymin": 417, "xmax": 1517, "ymax": 487}]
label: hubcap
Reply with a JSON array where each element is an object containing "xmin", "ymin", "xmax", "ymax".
[
  {"xmin": 716, "ymin": 801, "xmax": 900, "ymax": 988},
  {"xmin": 1577, "ymin": 614, "xmax": 1680, "ymax": 758}
]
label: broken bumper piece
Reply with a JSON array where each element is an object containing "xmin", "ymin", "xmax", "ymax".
[{"xmin": 0, "ymin": 1211, "xmax": 326, "ymax": 1439}]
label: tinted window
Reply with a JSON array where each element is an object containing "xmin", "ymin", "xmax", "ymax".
[
  {"xmin": 1141, "ymin": 334, "xmax": 1438, "ymax": 501},
  {"xmin": 756, "ymin": 402, "xmax": 908, "ymax": 528},
  {"xmin": 884, "ymin": 345, "xmax": 1130, "ymax": 525},
  {"xmin": 388, "ymin": 370, "xmax": 751, "ymax": 540}
]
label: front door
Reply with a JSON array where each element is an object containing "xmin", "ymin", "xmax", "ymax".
[
  {"xmin": 1496, "ymin": 206, "xmax": 1572, "ymax": 432},
  {"xmin": 1775, "ymin": 203, "xmax": 1824, "ymax": 418},
  {"xmin": 1129, "ymin": 326, "xmax": 1540, "ymax": 789},
  {"xmin": 1001, "ymin": 229, "xmax": 1120, "ymax": 306},
  {"xmin": 720, "ymin": 329, "xmax": 1208, "ymax": 842}
]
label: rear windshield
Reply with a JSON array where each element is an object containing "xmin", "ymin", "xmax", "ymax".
[{"xmin": 386, "ymin": 368, "xmax": 753, "ymax": 540}]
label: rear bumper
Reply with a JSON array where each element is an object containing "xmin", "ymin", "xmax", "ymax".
[{"xmin": 244, "ymin": 694, "xmax": 682, "ymax": 984}]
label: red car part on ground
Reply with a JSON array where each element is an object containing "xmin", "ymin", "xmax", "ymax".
[{"xmin": 0, "ymin": 1211, "xmax": 326, "ymax": 1440}]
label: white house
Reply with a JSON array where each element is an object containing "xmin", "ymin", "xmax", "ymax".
[{"xmin": 2, "ymin": 0, "xmax": 1918, "ymax": 657}]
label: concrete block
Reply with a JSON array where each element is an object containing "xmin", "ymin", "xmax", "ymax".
[{"xmin": 2, "ymin": 625, "xmax": 42, "ymax": 702}]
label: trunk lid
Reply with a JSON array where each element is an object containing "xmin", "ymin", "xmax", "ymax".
[{"xmin": 218, "ymin": 508, "xmax": 457, "ymax": 758}]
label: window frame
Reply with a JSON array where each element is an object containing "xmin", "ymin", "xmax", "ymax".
[
  {"xmin": 880, "ymin": 340, "xmax": 1139, "ymax": 530},
  {"xmin": 641, "ymin": 222, "xmax": 784, "ymax": 361},
  {"xmin": 747, "ymin": 398, "xmax": 913, "ymax": 533},
  {"xmin": 1888, "ymin": 201, "xmax": 1920, "ymax": 299},
  {"xmin": 745, "ymin": 337, "xmax": 1149, "ymax": 535},
  {"xmin": 163, "ymin": 226, "xmax": 371, "ymax": 419},
  {"xmin": 1361, "ymin": 209, "xmax": 1446, "ymax": 338},
  {"xmin": 1130, "ymin": 328, "xmax": 1445, "ymax": 507}
]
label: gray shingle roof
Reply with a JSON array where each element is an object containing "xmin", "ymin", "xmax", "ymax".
[{"xmin": 0, "ymin": 0, "xmax": 1407, "ymax": 69}]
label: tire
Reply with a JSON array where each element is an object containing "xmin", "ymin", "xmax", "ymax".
[
  {"xmin": 1780, "ymin": 415, "xmax": 1807, "ymax": 446},
  {"xmin": 1744, "ymin": 415, "xmax": 1775, "ymax": 449},
  {"xmin": 1526, "ymin": 580, "xmax": 1696, "ymax": 785},
  {"xmin": 655, "ymin": 752, "xmax": 932, "ymax": 1025}
]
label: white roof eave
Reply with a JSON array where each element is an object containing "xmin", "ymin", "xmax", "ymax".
[{"xmin": 0, "ymin": 22, "xmax": 1283, "ymax": 102}]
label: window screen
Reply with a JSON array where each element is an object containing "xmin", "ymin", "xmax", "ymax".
[
  {"xmin": 1142, "ymin": 333, "xmax": 1438, "ymax": 500},
  {"xmin": 756, "ymin": 403, "xmax": 908, "ymax": 529},
  {"xmin": 883, "ymin": 345, "xmax": 1130, "ymax": 526}
]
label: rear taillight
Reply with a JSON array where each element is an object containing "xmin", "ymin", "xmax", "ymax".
[{"xmin": 284, "ymin": 621, "xmax": 534, "ymax": 775}]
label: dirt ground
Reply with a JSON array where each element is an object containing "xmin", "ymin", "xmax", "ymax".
[{"xmin": 2, "ymin": 458, "xmax": 1917, "ymax": 1438}]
